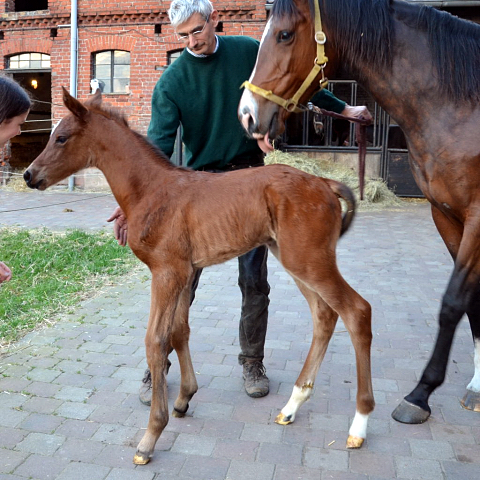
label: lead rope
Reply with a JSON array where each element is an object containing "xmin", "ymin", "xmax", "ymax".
[{"xmin": 307, "ymin": 104, "xmax": 372, "ymax": 200}]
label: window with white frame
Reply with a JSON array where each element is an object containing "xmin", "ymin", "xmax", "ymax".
[
  {"xmin": 93, "ymin": 50, "xmax": 130, "ymax": 94},
  {"xmin": 8, "ymin": 53, "xmax": 51, "ymax": 69}
]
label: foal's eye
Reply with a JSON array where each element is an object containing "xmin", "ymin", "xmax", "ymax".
[
  {"xmin": 278, "ymin": 31, "xmax": 294, "ymax": 43},
  {"xmin": 56, "ymin": 136, "xmax": 68, "ymax": 145}
]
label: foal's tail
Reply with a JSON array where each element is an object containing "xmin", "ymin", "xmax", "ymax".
[{"xmin": 324, "ymin": 179, "xmax": 356, "ymax": 237}]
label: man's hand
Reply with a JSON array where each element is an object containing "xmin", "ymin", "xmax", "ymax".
[
  {"xmin": 107, "ymin": 206, "xmax": 128, "ymax": 247},
  {"xmin": 0, "ymin": 261, "xmax": 12, "ymax": 284},
  {"xmin": 341, "ymin": 104, "xmax": 373, "ymax": 124}
]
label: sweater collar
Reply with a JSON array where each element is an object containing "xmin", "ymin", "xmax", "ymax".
[{"xmin": 186, "ymin": 35, "xmax": 219, "ymax": 58}]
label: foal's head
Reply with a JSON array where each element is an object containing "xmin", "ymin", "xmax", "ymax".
[{"xmin": 24, "ymin": 88, "xmax": 113, "ymax": 190}]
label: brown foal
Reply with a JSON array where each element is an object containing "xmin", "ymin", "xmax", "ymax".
[{"xmin": 24, "ymin": 89, "xmax": 374, "ymax": 465}]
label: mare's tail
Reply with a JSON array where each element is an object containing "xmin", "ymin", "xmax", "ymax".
[{"xmin": 324, "ymin": 179, "xmax": 356, "ymax": 237}]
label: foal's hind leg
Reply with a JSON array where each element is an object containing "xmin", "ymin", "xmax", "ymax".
[
  {"xmin": 170, "ymin": 283, "xmax": 198, "ymax": 418},
  {"xmin": 276, "ymin": 279, "xmax": 339, "ymax": 425},
  {"xmin": 275, "ymin": 246, "xmax": 374, "ymax": 448}
]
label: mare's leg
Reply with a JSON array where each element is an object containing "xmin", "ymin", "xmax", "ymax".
[
  {"xmin": 171, "ymin": 276, "xmax": 199, "ymax": 418},
  {"xmin": 462, "ymin": 293, "xmax": 480, "ymax": 411},
  {"xmin": 273, "ymin": 244, "xmax": 374, "ymax": 448},
  {"xmin": 134, "ymin": 267, "xmax": 190, "ymax": 465},
  {"xmin": 392, "ymin": 206, "xmax": 480, "ymax": 423}
]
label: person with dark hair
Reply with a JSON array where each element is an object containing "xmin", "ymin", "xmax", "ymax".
[{"xmin": 0, "ymin": 76, "xmax": 31, "ymax": 283}]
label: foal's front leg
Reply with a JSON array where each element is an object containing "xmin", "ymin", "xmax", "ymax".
[{"xmin": 134, "ymin": 269, "xmax": 189, "ymax": 465}]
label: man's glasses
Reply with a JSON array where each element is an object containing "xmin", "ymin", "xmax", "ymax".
[{"xmin": 177, "ymin": 15, "xmax": 210, "ymax": 41}]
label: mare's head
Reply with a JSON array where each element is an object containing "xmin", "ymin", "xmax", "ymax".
[
  {"xmin": 238, "ymin": 0, "xmax": 321, "ymax": 145},
  {"xmin": 24, "ymin": 88, "xmax": 104, "ymax": 190}
]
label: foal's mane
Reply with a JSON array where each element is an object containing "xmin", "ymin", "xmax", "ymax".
[
  {"xmin": 88, "ymin": 103, "xmax": 176, "ymax": 168},
  {"xmin": 272, "ymin": 0, "xmax": 480, "ymax": 102}
]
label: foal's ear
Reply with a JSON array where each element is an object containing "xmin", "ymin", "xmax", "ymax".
[
  {"xmin": 84, "ymin": 88, "xmax": 103, "ymax": 109},
  {"xmin": 62, "ymin": 87, "xmax": 88, "ymax": 121}
]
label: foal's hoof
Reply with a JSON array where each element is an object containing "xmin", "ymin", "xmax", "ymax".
[
  {"xmin": 460, "ymin": 390, "xmax": 480, "ymax": 412},
  {"xmin": 391, "ymin": 399, "xmax": 430, "ymax": 424},
  {"xmin": 133, "ymin": 451, "xmax": 151, "ymax": 465},
  {"xmin": 172, "ymin": 404, "xmax": 189, "ymax": 418},
  {"xmin": 275, "ymin": 412, "xmax": 293, "ymax": 425},
  {"xmin": 346, "ymin": 435, "xmax": 364, "ymax": 449}
]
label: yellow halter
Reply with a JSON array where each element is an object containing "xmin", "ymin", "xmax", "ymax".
[{"xmin": 241, "ymin": 1, "xmax": 328, "ymax": 114}]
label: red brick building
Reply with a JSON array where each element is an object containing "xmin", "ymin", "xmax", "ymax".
[
  {"xmin": 0, "ymin": 1, "xmax": 271, "ymax": 183},
  {"xmin": 1, "ymin": 1, "xmax": 479, "ymax": 192}
]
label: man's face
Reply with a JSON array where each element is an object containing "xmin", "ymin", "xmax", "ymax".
[{"xmin": 175, "ymin": 11, "xmax": 218, "ymax": 55}]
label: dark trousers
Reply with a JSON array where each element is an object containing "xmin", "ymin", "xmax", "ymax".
[
  {"xmin": 192, "ymin": 153, "xmax": 270, "ymax": 363},
  {"xmin": 190, "ymin": 246, "xmax": 270, "ymax": 364}
]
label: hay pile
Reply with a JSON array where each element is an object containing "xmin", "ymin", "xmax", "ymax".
[
  {"xmin": 265, "ymin": 150, "xmax": 404, "ymax": 210},
  {"xmin": 1, "ymin": 171, "xmax": 28, "ymax": 192}
]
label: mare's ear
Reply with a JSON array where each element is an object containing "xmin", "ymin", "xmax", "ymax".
[
  {"xmin": 62, "ymin": 87, "xmax": 88, "ymax": 121},
  {"xmin": 84, "ymin": 88, "xmax": 102, "ymax": 109}
]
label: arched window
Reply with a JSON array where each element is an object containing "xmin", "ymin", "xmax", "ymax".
[
  {"xmin": 8, "ymin": 53, "xmax": 50, "ymax": 69},
  {"xmin": 93, "ymin": 50, "xmax": 130, "ymax": 94}
]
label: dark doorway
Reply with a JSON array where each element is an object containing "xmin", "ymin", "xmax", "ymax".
[{"xmin": 9, "ymin": 71, "xmax": 52, "ymax": 170}]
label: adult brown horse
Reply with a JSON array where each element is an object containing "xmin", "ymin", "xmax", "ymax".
[
  {"xmin": 238, "ymin": 0, "xmax": 480, "ymax": 424},
  {"xmin": 23, "ymin": 88, "xmax": 374, "ymax": 464}
]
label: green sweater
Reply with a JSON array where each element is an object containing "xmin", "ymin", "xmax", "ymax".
[{"xmin": 147, "ymin": 35, "xmax": 346, "ymax": 170}]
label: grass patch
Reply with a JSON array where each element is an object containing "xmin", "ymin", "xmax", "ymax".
[{"xmin": 0, "ymin": 227, "xmax": 138, "ymax": 346}]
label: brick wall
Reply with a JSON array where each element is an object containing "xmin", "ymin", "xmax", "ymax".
[{"xmin": 0, "ymin": 1, "xmax": 269, "ymax": 133}]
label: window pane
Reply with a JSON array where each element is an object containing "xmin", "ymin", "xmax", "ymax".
[
  {"xmin": 95, "ymin": 52, "xmax": 111, "ymax": 65},
  {"xmin": 101, "ymin": 79, "xmax": 112, "ymax": 94},
  {"xmin": 19, "ymin": 60, "xmax": 30, "ymax": 68},
  {"xmin": 30, "ymin": 60, "xmax": 41, "ymax": 68},
  {"xmin": 113, "ymin": 78, "xmax": 129, "ymax": 93},
  {"xmin": 41, "ymin": 58, "xmax": 51, "ymax": 68},
  {"xmin": 96, "ymin": 65, "xmax": 111, "ymax": 78},
  {"xmin": 30, "ymin": 53, "xmax": 41, "ymax": 60},
  {"xmin": 114, "ymin": 65, "xmax": 130, "ymax": 78},
  {"xmin": 114, "ymin": 51, "xmax": 130, "ymax": 65},
  {"xmin": 19, "ymin": 53, "xmax": 30, "ymax": 61},
  {"xmin": 9, "ymin": 59, "xmax": 18, "ymax": 68}
]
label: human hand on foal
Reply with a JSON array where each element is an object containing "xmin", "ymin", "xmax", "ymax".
[
  {"xmin": 341, "ymin": 104, "xmax": 373, "ymax": 124},
  {"xmin": 107, "ymin": 206, "xmax": 128, "ymax": 246},
  {"xmin": 0, "ymin": 262, "xmax": 12, "ymax": 283}
]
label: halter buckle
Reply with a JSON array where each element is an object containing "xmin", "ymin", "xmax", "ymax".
[{"xmin": 315, "ymin": 31, "xmax": 327, "ymax": 45}]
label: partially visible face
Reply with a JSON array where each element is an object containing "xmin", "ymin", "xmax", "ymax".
[
  {"xmin": 175, "ymin": 11, "xmax": 218, "ymax": 55},
  {"xmin": 0, "ymin": 110, "xmax": 29, "ymax": 147}
]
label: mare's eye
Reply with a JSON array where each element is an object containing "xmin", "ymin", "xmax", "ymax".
[
  {"xmin": 278, "ymin": 31, "xmax": 294, "ymax": 43},
  {"xmin": 56, "ymin": 136, "xmax": 68, "ymax": 145}
]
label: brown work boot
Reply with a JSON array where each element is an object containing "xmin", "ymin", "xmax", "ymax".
[
  {"xmin": 242, "ymin": 360, "xmax": 269, "ymax": 398},
  {"xmin": 139, "ymin": 360, "xmax": 171, "ymax": 406}
]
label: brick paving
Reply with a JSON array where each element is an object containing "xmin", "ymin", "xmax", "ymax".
[{"xmin": 0, "ymin": 189, "xmax": 479, "ymax": 479}]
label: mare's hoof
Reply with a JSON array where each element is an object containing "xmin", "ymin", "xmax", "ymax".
[
  {"xmin": 275, "ymin": 412, "xmax": 293, "ymax": 425},
  {"xmin": 172, "ymin": 404, "xmax": 189, "ymax": 418},
  {"xmin": 346, "ymin": 435, "xmax": 364, "ymax": 449},
  {"xmin": 133, "ymin": 451, "xmax": 151, "ymax": 465},
  {"xmin": 460, "ymin": 390, "xmax": 480, "ymax": 412},
  {"xmin": 391, "ymin": 399, "xmax": 430, "ymax": 424}
]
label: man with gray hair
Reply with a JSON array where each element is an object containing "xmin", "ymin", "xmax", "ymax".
[{"xmin": 109, "ymin": 0, "xmax": 370, "ymax": 405}]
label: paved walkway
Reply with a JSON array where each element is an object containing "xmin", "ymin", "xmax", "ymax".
[{"xmin": 0, "ymin": 190, "xmax": 478, "ymax": 480}]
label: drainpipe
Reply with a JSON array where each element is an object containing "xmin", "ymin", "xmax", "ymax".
[{"xmin": 68, "ymin": 0, "xmax": 78, "ymax": 191}]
